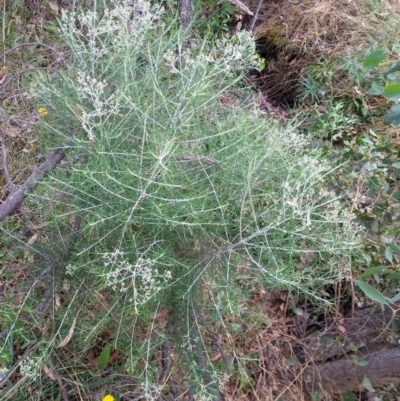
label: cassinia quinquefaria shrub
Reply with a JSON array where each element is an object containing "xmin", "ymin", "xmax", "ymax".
[{"xmin": 27, "ymin": 1, "xmax": 362, "ymax": 398}]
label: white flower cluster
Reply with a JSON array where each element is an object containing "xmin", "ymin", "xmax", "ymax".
[
  {"xmin": 60, "ymin": 1, "xmax": 162, "ymax": 50},
  {"xmin": 57, "ymin": 2, "xmax": 165, "ymax": 143},
  {"xmin": 0, "ymin": 367, "xmax": 8, "ymax": 381},
  {"xmin": 19, "ymin": 356, "xmax": 41, "ymax": 379},
  {"xmin": 102, "ymin": 249, "xmax": 172, "ymax": 307},
  {"xmin": 162, "ymin": 31, "xmax": 263, "ymax": 76},
  {"xmin": 65, "ymin": 263, "xmax": 78, "ymax": 276},
  {"xmin": 215, "ymin": 31, "xmax": 264, "ymax": 71},
  {"xmin": 73, "ymin": 71, "xmax": 121, "ymax": 142},
  {"xmin": 60, "ymin": 4, "xmax": 127, "ymax": 38}
]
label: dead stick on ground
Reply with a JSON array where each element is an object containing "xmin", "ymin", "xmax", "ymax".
[
  {"xmin": 0, "ymin": 128, "xmax": 12, "ymax": 188},
  {"xmin": 228, "ymin": 0, "xmax": 254, "ymax": 16},
  {"xmin": 48, "ymin": 361, "xmax": 70, "ymax": 401},
  {"xmin": 0, "ymin": 144, "xmax": 71, "ymax": 221},
  {"xmin": 249, "ymin": 0, "xmax": 264, "ymax": 31}
]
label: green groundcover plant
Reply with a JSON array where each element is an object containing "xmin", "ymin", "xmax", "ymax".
[{"xmin": 1, "ymin": 1, "xmax": 363, "ymax": 399}]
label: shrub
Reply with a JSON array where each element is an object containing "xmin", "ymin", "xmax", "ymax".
[{"xmin": 4, "ymin": 2, "xmax": 363, "ymax": 399}]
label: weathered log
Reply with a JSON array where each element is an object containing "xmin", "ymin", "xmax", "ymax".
[
  {"xmin": 291, "ymin": 306, "xmax": 400, "ymax": 394},
  {"xmin": 294, "ymin": 307, "xmax": 399, "ymax": 364},
  {"xmin": 304, "ymin": 346, "xmax": 400, "ymax": 394}
]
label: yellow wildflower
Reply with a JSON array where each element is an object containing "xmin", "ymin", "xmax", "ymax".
[
  {"xmin": 102, "ymin": 395, "xmax": 115, "ymax": 401},
  {"xmin": 38, "ymin": 107, "xmax": 48, "ymax": 118}
]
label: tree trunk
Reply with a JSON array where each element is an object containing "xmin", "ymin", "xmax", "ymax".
[{"xmin": 179, "ymin": 0, "xmax": 191, "ymax": 31}]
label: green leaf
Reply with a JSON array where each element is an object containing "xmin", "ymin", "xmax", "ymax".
[
  {"xmin": 356, "ymin": 280, "xmax": 388, "ymax": 305},
  {"xmin": 363, "ymin": 49, "xmax": 386, "ymax": 70},
  {"xmin": 343, "ymin": 391, "xmax": 357, "ymax": 401},
  {"xmin": 367, "ymin": 81, "xmax": 384, "ymax": 95},
  {"xmin": 385, "ymin": 247, "xmax": 393, "ymax": 263},
  {"xmin": 388, "ymin": 243, "xmax": 400, "ymax": 256},
  {"xmin": 360, "ymin": 265, "xmax": 386, "ymax": 278},
  {"xmin": 386, "ymin": 272, "xmax": 400, "ymax": 280},
  {"xmin": 322, "ymin": 337, "xmax": 335, "ymax": 345},
  {"xmin": 386, "ymin": 61, "xmax": 400, "ymax": 74},
  {"xmin": 392, "ymin": 191, "xmax": 400, "ymax": 200},
  {"xmin": 362, "ymin": 376, "xmax": 374, "ymax": 392},
  {"xmin": 312, "ymin": 391, "xmax": 320, "ymax": 401},
  {"xmin": 383, "ymin": 104, "xmax": 400, "ymax": 126},
  {"xmin": 286, "ymin": 356, "xmax": 299, "ymax": 366},
  {"xmin": 97, "ymin": 344, "xmax": 111, "ymax": 370},
  {"xmin": 393, "ymin": 162, "xmax": 400, "ymax": 169},
  {"xmin": 230, "ymin": 323, "xmax": 242, "ymax": 332},
  {"xmin": 390, "ymin": 292, "xmax": 400, "ymax": 303},
  {"xmin": 387, "ymin": 72, "xmax": 399, "ymax": 81},
  {"xmin": 356, "ymin": 360, "xmax": 369, "ymax": 367},
  {"xmin": 383, "ymin": 83, "xmax": 400, "ymax": 100},
  {"xmin": 368, "ymin": 175, "xmax": 379, "ymax": 196}
]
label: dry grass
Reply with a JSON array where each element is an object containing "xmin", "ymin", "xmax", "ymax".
[
  {"xmin": 243, "ymin": 0, "xmax": 400, "ymax": 163},
  {"xmin": 252, "ymin": 0, "xmax": 400, "ymax": 54},
  {"xmin": 219, "ymin": 289, "xmax": 315, "ymax": 401}
]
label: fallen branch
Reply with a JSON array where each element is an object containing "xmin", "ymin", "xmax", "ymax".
[
  {"xmin": 228, "ymin": 0, "xmax": 254, "ymax": 16},
  {"xmin": 0, "ymin": 144, "xmax": 71, "ymax": 221},
  {"xmin": 289, "ymin": 306, "xmax": 400, "ymax": 395},
  {"xmin": 293, "ymin": 307, "xmax": 398, "ymax": 364}
]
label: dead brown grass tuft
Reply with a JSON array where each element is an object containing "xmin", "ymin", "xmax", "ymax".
[
  {"xmin": 253, "ymin": 0, "xmax": 400, "ymax": 54},
  {"xmin": 221, "ymin": 289, "xmax": 315, "ymax": 401}
]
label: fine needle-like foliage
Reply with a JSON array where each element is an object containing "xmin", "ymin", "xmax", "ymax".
[{"xmin": 0, "ymin": 1, "xmax": 363, "ymax": 400}]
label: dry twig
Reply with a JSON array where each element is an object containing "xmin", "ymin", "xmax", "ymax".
[
  {"xmin": 249, "ymin": 0, "xmax": 264, "ymax": 31},
  {"xmin": 0, "ymin": 43, "xmax": 70, "ymax": 71},
  {"xmin": 228, "ymin": 0, "xmax": 254, "ymax": 16},
  {"xmin": 0, "ymin": 128, "xmax": 11, "ymax": 188},
  {"xmin": 48, "ymin": 362, "xmax": 70, "ymax": 401},
  {"xmin": 0, "ymin": 143, "xmax": 71, "ymax": 221}
]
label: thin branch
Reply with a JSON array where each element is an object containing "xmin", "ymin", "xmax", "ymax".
[
  {"xmin": 198, "ymin": 313, "xmax": 230, "ymax": 372},
  {"xmin": 0, "ymin": 128, "xmax": 11, "ymax": 188},
  {"xmin": 190, "ymin": 302, "xmax": 222, "ymax": 401},
  {"xmin": 249, "ymin": 0, "xmax": 264, "ymax": 31},
  {"xmin": 0, "ymin": 143, "xmax": 71, "ymax": 221},
  {"xmin": 0, "ymin": 67, "xmax": 64, "ymax": 95},
  {"xmin": 35, "ymin": 215, "xmax": 82, "ymax": 315},
  {"xmin": 0, "ymin": 42, "xmax": 70, "ymax": 71},
  {"xmin": 48, "ymin": 361, "xmax": 70, "ymax": 401}
]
